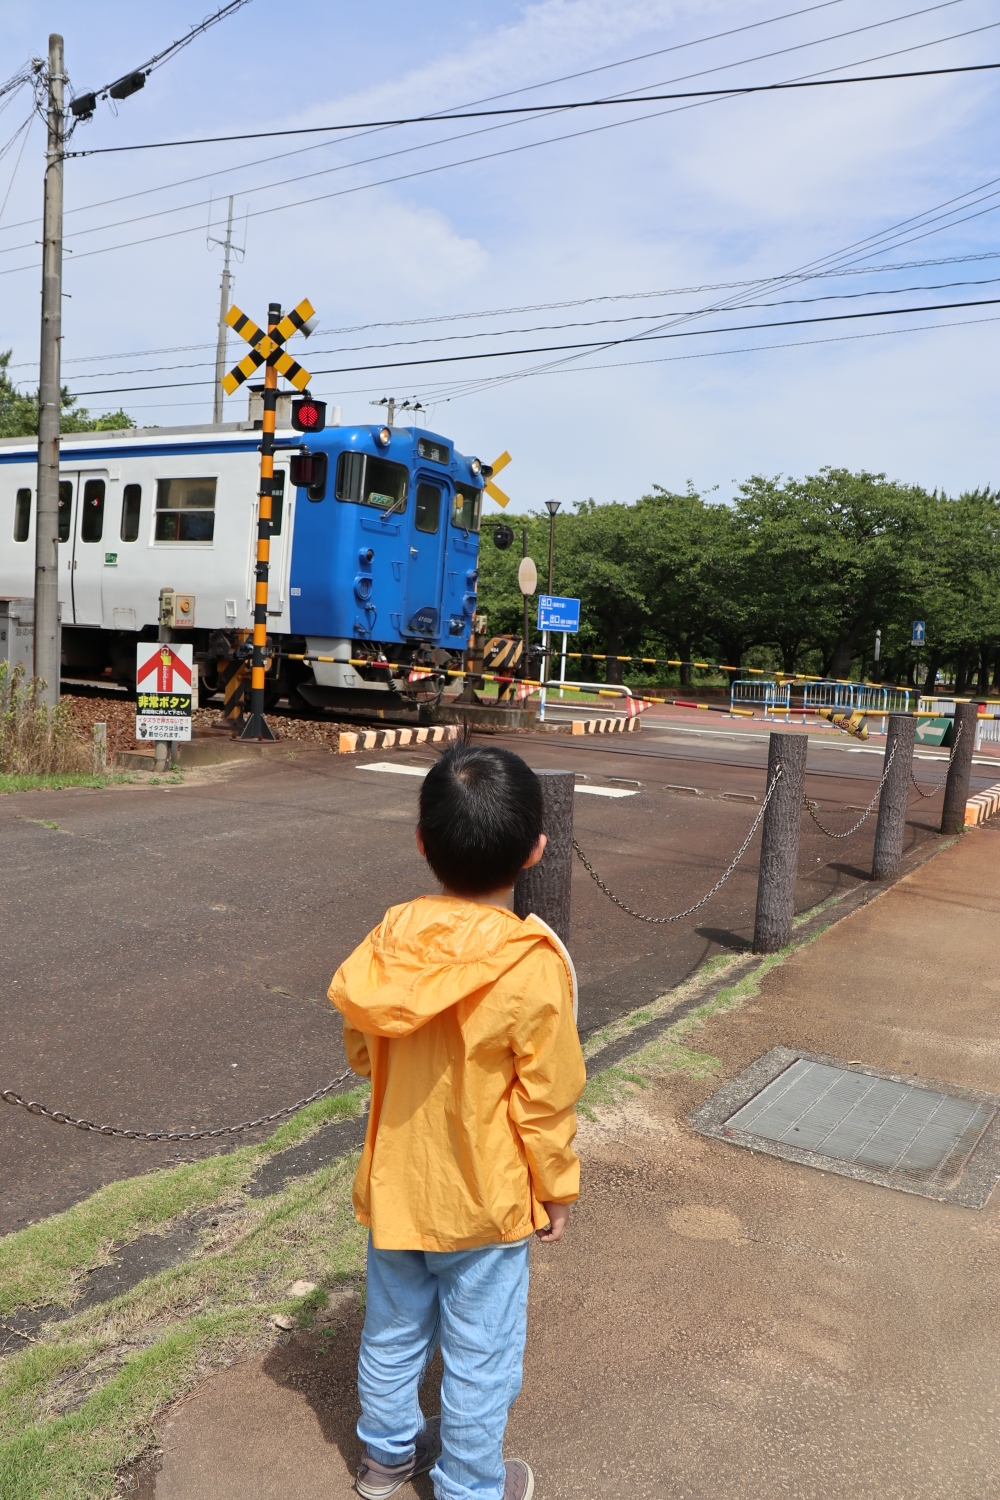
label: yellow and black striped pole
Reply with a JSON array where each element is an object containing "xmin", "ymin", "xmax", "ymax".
[{"xmin": 240, "ymin": 301, "xmax": 280, "ymax": 741}]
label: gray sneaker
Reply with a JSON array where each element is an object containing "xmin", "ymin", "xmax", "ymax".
[
  {"xmin": 503, "ymin": 1459, "xmax": 535, "ymax": 1500},
  {"xmin": 355, "ymin": 1418, "xmax": 442, "ymax": 1498}
]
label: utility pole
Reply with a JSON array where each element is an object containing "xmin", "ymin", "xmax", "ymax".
[
  {"xmin": 34, "ymin": 33, "xmax": 64, "ymax": 707},
  {"xmin": 211, "ymin": 196, "xmax": 235, "ymax": 424}
]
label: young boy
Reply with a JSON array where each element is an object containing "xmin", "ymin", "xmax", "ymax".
[{"xmin": 329, "ymin": 743, "xmax": 587, "ymax": 1500}]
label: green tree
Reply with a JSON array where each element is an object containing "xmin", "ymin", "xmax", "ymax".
[
  {"xmin": 733, "ymin": 469, "xmax": 927, "ymax": 678},
  {"xmin": 0, "ymin": 349, "xmax": 134, "ymax": 437}
]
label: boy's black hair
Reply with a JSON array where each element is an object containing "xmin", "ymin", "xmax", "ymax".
[{"xmin": 418, "ymin": 743, "xmax": 544, "ymax": 896}]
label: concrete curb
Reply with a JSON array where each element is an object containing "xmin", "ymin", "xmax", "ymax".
[
  {"xmin": 571, "ymin": 716, "xmax": 641, "ymax": 736},
  {"xmin": 336, "ymin": 724, "xmax": 460, "ymax": 754},
  {"xmin": 965, "ymin": 780, "xmax": 1000, "ymax": 825}
]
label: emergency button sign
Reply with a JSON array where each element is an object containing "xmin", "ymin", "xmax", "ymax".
[{"xmin": 136, "ymin": 642, "xmax": 194, "ymax": 742}]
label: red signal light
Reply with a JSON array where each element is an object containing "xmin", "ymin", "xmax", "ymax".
[{"xmin": 291, "ymin": 395, "xmax": 326, "ymax": 432}]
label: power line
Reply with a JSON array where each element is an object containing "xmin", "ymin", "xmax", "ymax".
[
  {"xmin": 9, "ymin": 249, "xmax": 1000, "ymax": 375},
  {"xmin": 1, "ymin": 0, "xmax": 861, "ymax": 235},
  {"xmin": 0, "ymin": 0, "xmax": 964, "ymax": 256},
  {"xmin": 66, "ymin": 1, "xmax": 253, "ymax": 125},
  {"xmin": 59, "ymin": 297, "xmax": 1000, "ymax": 396},
  {"xmin": 1, "ymin": 17, "xmax": 990, "ymax": 274},
  {"xmin": 64, "ymin": 59, "xmax": 1000, "ymax": 158},
  {"xmin": 15, "ymin": 276, "xmax": 1000, "ymax": 385},
  {"xmin": 73, "ymin": 311, "xmax": 999, "ymax": 418},
  {"xmin": 446, "ymin": 170, "xmax": 1000, "ymax": 400},
  {"xmin": 426, "ymin": 312, "xmax": 1000, "ymax": 405}
]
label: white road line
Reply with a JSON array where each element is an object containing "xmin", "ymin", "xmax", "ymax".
[
  {"xmin": 356, "ymin": 763, "xmax": 639, "ymax": 796},
  {"xmin": 357, "ymin": 762, "xmax": 428, "ymax": 777},
  {"xmin": 574, "ymin": 785, "xmax": 638, "ymax": 798}
]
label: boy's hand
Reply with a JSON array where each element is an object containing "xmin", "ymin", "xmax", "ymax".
[{"xmin": 537, "ymin": 1203, "xmax": 570, "ymax": 1243}]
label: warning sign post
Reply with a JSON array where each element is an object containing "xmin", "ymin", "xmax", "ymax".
[{"xmin": 136, "ymin": 643, "xmax": 193, "ymax": 743}]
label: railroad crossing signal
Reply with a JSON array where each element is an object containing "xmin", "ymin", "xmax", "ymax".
[
  {"xmin": 222, "ymin": 297, "xmax": 316, "ymax": 395},
  {"xmin": 485, "ymin": 451, "xmax": 512, "ymax": 508},
  {"xmin": 218, "ymin": 297, "xmax": 316, "ymax": 740}
]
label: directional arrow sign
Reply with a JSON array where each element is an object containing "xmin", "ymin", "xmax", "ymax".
[{"xmin": 222, "ymin": 297, "xmax": 315, "ymax": 395}]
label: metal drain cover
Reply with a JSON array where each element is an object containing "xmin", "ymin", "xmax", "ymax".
[{"xmin": 691, "ymin": 1047, "xmax": 1000, "ymax": 1208}]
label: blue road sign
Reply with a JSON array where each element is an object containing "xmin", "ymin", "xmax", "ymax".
[
  {"xmin": 537, "ymin": 595, "xmax": 581, "ymax": 632},
  {"xmin": 912, "ymin": 620, "xmax": 926, "ymax": 646}
]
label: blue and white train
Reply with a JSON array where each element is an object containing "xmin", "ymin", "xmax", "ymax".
[{"xmin": 0, "ymin": 411, "xmax": 485, "ymax": 707}]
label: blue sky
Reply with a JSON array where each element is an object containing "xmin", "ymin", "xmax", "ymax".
[{"xmin": 1, "ymin": 0, "xmax": 997, "ymax": 512}]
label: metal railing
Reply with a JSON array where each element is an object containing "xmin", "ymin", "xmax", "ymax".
[
  {"xmin": 800, "ymin": 681, "xmax": 912, "ymax": 731},
  {"xmin": 730, "ymin": 679, "xmax": 791, "ymax": 721}
]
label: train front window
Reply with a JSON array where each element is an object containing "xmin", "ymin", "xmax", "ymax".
[
  {"xmin": 14, "ymin": 489, "xmax": 31, "ymax": 542},
  {"xmin": 80, "ymin": 479, "xmax": 106, "ymax": 543},
  {"xmin": 154, "ymin": 477, "xmax": 216, "ymax": 542},
  {"xmin": 58, "ymin": 481, "xmax": 73, "ymax": 542},
  {"xmin": 336, "ymin": 451, "xmax": 408, "ymax": 513},
  {"xmin": 415, "ymin": 483, "xmax": 441, "ymax": 534},
  {"xmin": 451, "ymin": 485, "xmax": 482, "ymax": 533}
]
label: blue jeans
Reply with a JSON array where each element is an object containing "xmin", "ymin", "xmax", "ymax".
[{"xmin": 357, "ymin": 1234, "xmax": 531, "ymax": 1500}]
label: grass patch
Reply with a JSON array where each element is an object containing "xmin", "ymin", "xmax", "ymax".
[
  {"xmin": 0, "ymin": 1084, "xmax": 369, "ymax": 1317},
  {"xmin": 0, "ymin": 773, "xmax": 137, "ymax": 796},
  {"xmin": 580, "ymin": 950, "xmax": 750, "ymax": 1062},
  {"xmin": 579, "ymin": 938, "xmax": 821, "ymax": 1119},
  {"xmin": 0, "ymin": 1086, "xmax": 370, "ymax": 1498}
]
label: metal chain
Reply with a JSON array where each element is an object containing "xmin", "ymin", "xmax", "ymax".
[
  {"xmin": 0, "ymin": 1066, "xmax": 356, "ymax": 1143},
  {"xmin": 910, "ymin": 719, "xmax": 962, "ymax": 798},
  {"xmin": 572, "ymin": 766, "xmax": 782, "ymax": 924},
  {"xmin": 803, "ymin": 742, "xmax": 897, "ymax": 839}
]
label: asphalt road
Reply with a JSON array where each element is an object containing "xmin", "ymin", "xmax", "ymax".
[{"xmin": 2, "ymin": 713, "xmax": 986, "ymax": 1233}]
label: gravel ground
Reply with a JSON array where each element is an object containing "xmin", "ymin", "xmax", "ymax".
[{"xmin": 61, "ymin": 689, "xmax": 363, "ymax": 758}]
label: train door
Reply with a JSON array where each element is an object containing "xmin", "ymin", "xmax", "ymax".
[
  {"xmin": 403, "ymin": 473, "xmax": 449, "ymax": 635},
  {"xmin": 57, "ymin": 474, "xmax": 110, "ymax": 627},
  {"xmin": 58, "ymin": 470, "xmax": 110, "ymax": 626}
]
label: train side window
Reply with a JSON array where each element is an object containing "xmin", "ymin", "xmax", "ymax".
[
  {"xmin": 80, "ymin": 479, "xmax": 106, "ymax": 542},
  {"xmin": 270, "ymin": 470, "xmax": 285, "ymax": 536},
  {"xmin": 58, "ymin": 481, "xmax": 73, "ymax": 542},
  {"xmin": 415, "ymin": 482, "xmax": 441, "ymax": 534},
  {"xmin": 451, "ymin": 485, "xmax": 482, "ymax": 533},
  {"xmin": 13, "ymin": 488, "xmax": 31, "ymax": 542},
  {"xmin": 120, "ymin": 483, "xmax": 141, "ymax": 542},
  {"xmin": 336, "ymin": 451, "xmax": 364, "ymax": 502},
  {"xmin": 154, "ymin": 477, "xmax": 216, "ymax": 542}
]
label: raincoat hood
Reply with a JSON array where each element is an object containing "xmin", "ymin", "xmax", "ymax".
[{"xmin": 332, "ymin": 894, "xmax": 578, "ymax": 1040}]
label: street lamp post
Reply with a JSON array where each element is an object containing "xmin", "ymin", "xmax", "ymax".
[{"xmin": 545, "ymin": 499, "xmax": 560, "ymax": 592}]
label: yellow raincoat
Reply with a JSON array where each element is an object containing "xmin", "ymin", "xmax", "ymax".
[{"xmin": 328, "ymin": 895, "xmax": 586, "ymax": 1252}]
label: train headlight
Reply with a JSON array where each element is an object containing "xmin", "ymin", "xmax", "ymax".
[
  {"xmin": 376, "ymin": 426, "xmax": 391, "ymax": 447},
  {"xmin": 470, "ymin": 457, "xmax": 482, "ymax": 475}
]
